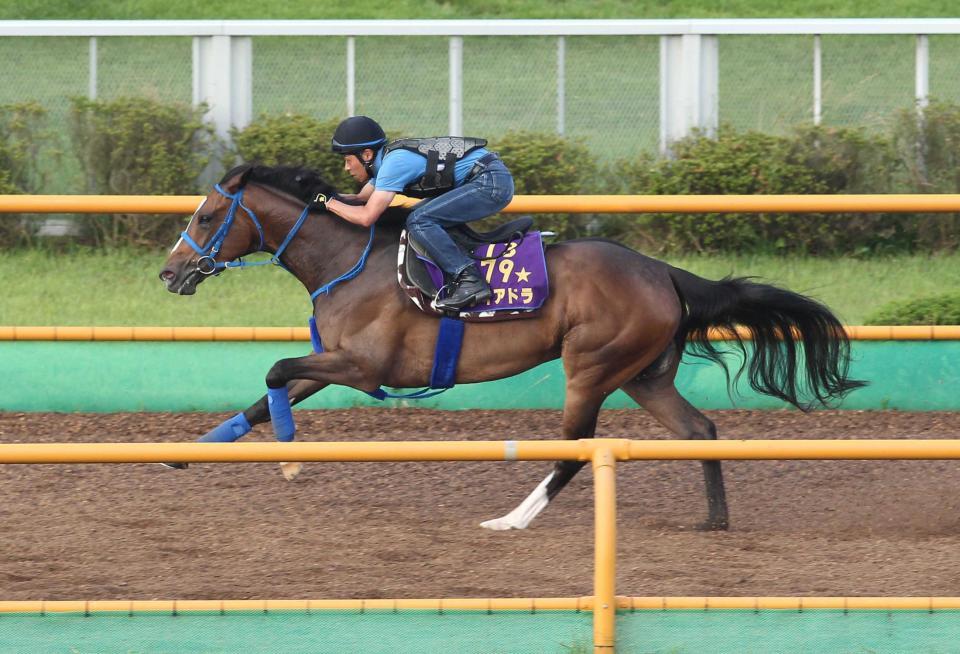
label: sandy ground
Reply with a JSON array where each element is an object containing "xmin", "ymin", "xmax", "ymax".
[{"xmin": 1, "ymin": 408, "xmax": 960, "ymax": 600}]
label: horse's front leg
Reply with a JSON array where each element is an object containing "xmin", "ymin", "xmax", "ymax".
[
  {"xmin": 264, "ymin": 351, "xmax": 377, "ymax": 477},
  {"xmin": 266, "ymin": 351, "xmax": 375, "ymax": 407},
  {"xmin": 242, "ymin": 379, "xmax": 329, "ymax": 481},
  {"xmin": 242, "ymin": 379, "xmax": 329, "ymax": 433},
  {"xmin": 164, "ymin": 379, "xmax": 328, "ymax": 477}
]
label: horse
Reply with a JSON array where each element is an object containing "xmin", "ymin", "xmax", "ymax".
[{"xmin": 159, "ymin": 163, "xmax": 865, "ymax": 532}]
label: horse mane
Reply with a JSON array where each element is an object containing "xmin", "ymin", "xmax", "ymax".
[{"xmin": 220, "ymin": 163, "xmax": 410, "ymax": 227}]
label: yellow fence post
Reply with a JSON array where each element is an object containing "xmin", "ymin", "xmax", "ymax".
[{"xmin": 592, "ymin": 446, "xmax": 617, "ymax": 653}]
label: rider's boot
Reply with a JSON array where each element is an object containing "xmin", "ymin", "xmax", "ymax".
[{"xmin": 435, "ymin": 265, "xmax": 492, "ymax": 311}]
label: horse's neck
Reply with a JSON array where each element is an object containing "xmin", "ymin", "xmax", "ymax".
[{"xmin": 254, "ymin": 193, "xmax": 392, "ymax": 298}]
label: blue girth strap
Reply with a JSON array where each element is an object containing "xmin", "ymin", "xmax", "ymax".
[{"xmin": 309, "ymin": 316, "xmax": 464, "ymax": 400}]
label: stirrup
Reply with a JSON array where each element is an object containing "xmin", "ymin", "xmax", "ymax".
[{"xmin": 435, "ymin": 287, "xmax": 492, "ymax": 311}]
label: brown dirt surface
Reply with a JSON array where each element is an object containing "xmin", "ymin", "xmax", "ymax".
[{"xmin": 1, "ymin": 408, "xmax": 960, "ymax": 601}]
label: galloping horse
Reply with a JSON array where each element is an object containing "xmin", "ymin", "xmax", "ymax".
[{"xmin": 160, "ymin": 164, "xmax": 865, "ymax": 531}]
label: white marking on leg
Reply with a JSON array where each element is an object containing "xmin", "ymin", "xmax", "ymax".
[
  {"xmin": 480, "ymin": 472, "xmax": 554, "ymax": 531},
  {"xmin": 279, "ymin": 462, "xmax": 302, "ymax": 481}
]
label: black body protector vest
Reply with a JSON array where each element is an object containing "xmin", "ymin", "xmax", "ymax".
[{"xmin": 382, "ymin": 136, "xmax": 487, "ymax": 199}]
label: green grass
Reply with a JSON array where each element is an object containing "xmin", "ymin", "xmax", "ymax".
[
  {"xmin": 2, "ymin": 248, "xmax": 958, "ymax": 326},
  {"xmin": 3, "ymin": 0, "xmax": 960, "ymax": 19}
]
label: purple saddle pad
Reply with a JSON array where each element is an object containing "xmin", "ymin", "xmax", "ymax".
[{"xmin": 421, "ymin": 232, "xmax": 549, "ymax": 312}]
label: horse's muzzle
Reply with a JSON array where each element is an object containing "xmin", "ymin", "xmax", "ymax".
[{"xmin": 159, "ymin": 265, "xmax": 201, "ymax": 295}]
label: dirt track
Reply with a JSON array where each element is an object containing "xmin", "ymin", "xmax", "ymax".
[{"xmin": 2, "ymin": 408, "xmax": 960, "ymax": 601}]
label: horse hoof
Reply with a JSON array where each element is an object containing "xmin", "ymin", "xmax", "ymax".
[
  {"xmin": 479, "ymin": 517, "xmax": 523, "ymax": 531},
  {"xmin": 696, "ymin": 518, "xmax": 729, "ymax": 532},
  {"xmin": 159, "ymin": 462, "xmax": 189, "ymax": 470},
  {"xmin": 279, "ymin": 462, "xmax": 302, "ymax": 481}
]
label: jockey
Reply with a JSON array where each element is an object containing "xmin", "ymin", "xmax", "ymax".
[{"xmin": 326, "ymin": 115, "xmax": 514, "ymax": 311}]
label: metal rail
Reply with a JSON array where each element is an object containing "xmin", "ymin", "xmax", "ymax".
[
  {"xmin": 2, "ymin": 325, "xmax": 959, "ymax": 341},
  {"xmin": 3, "ymin": 193, "xmax": 960, "ymax": 214},
  {"xmin": 7, "ymin": 439, "xmax": 960, "ymax": 464}
]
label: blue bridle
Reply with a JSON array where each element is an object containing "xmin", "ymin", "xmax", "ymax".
[{"xmin": 179, "ymin": 183, "xmax": 375, "ymax": 300}]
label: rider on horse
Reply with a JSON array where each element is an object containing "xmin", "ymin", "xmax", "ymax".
[{"xmin": 325, "ymin": 116, "xmax": 515, "ymax": 311}]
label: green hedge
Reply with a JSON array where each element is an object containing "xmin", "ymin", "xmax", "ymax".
[
  {"xmin": 0, "ymin": 102, "xmax": 54, "ymax": 247},
  {"xmin": 617, "ymin": 126, "xmax": 911, "ymax": 254},
  {"xmin": 69, "ymin": 96, "xmax": 216, "ymax": 248},
  {"xmin": 6, "ymin": 97, "xmax": 960, "ymax": 254},
  {"xmin": 230, "ymin": 113, "xmax": 355, "ymax": 192},
  {"xmin": 489, "ymin": 130, "xmax": 600, "ymax": 239},
  {"xmin": 866, "ymin": 293, "xmax": 960, "ymax": 325}
]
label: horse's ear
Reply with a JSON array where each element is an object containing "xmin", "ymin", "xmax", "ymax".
[
  {"xmin": 238, "ymin": 166, "xmax": 255, "ymax": 188},
  {"xmin": 219, "ymin": 163, "xmax": 256, "ymax": 192}
]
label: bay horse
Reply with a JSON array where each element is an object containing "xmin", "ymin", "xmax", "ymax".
[{"xmin": 160, "ymin": 164, "xmax": 865, "ymax": 531}]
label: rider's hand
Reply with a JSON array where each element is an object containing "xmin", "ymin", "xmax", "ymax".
[{"xmin": 310, "ymin": 193, "xmax": 333, "ymax": 211}]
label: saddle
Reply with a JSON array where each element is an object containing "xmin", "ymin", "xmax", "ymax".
[{"xmin": 397, "ymin": 217, "xmax": 550, "ymax": 322}]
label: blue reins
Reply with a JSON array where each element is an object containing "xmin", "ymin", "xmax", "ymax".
[
  {"xmin": 180, "ymin": 183, "xmax": 375, "ymax": 298},
  {"xmin": 310, "ymin": 225, "xmax": 376, "ymax": 300}
]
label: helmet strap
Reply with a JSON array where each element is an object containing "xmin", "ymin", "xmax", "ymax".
[{"xmin": 359, "ymin": 148, "xmax": 378, "ymax": 177}]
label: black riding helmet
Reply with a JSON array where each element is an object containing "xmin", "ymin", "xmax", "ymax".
[{"xmin": 332, "ymin": 116, "xmax": 386, "ymax": 154}]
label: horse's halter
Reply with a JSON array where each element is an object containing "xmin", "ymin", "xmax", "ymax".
[
  {"xmin": 177, "ymin": 183, "xmax": 375, "ymax": 301},
  {"xmin": 179, "ymin": 183, "xmax": 318, "ymax": 276}
]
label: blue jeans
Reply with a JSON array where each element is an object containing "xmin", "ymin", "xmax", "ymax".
[{"xmin": 405, "ymin": 158, "xmax": 514, "ymax": 277}]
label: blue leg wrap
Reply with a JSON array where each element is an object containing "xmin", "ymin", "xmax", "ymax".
[
  {"xmin": 198, "ymin": 412, "xmax": 252, "ymax": 443},
  {"xmin": 267, "ymin": 387, "xmax": 296, "ymax": 442}
]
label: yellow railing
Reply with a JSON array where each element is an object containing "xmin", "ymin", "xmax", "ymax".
[
  {"xmin": 3, "ymin": 325, "xmax": 960, "ymax": 341},
  {"xmin": 5, "ymin": 438, "xmax": 960, "ymax": 652},
  {"xmin": 4, "ymin": 595, "xmax": 960, "ymax": 614},
  {"xmin": 3, "ymin": 193, "xmax": 960, "ymax": 214}
]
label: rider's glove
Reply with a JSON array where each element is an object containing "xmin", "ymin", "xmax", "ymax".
[{"xmin": 310, "ymin": 192, "xmax": 332, "ymax": 211}]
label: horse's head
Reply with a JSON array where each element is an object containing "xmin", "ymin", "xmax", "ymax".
[{"xmin": 159, "ymin": 166, "xmax": 264, "ymax": 295}]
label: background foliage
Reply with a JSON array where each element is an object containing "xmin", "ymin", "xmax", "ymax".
[
  {"xmin": 2, "ymin": 96, "xmax": 959, "ymax": 253},
  {"xmin": 69, "ymin": 96, "xmax": 216, "ymax": 248},
  {"xmin": 489, "ymin": 130, "xmax": 599, "ymax": 239},
  {"xmin": 2, "ymin": 0, "xmax": 957, "ymax": 20},
  {"xmin": 866, "ymin": 292, "xmax": 960, "ymax": 325},
  {"xmin": 230, "ymin": 113, "xmax": 355, "ymax": 192},
  {"xmin": 0, "ymin": 102, "xmax": 53, "ymax": 246}
]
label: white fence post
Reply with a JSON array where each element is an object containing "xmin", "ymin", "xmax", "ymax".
[
  {"xmin": 659, "ymin": 34, "xmax": 718, "ymax": 155},
  {"xmin": 88, "ymin": 36, "xmax": 97, "ymax": 100},
  {"xmin": 557, "ymin": 36, "xmax": 566, "ymax": 135},
  {"xmin": 449, "ymin": 36, "xmax": 463, "ymax": 136},
  {"xmin": 813, "ymin": 35, "xmax": 822, "ymax": 125},
  {"xmin": 192, "ymin": 35, "xmax": 252, "ymax": 143},
  {"xmin": 915, "ymin": 34, "xmax": 929, "ymax": 111},
  {"xmin": 346, "ymin": 36, "xmax": 356, "ymax": 117}
]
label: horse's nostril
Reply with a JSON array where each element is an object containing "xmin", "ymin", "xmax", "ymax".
[{"xmin": 159, "ymin": 269, "xmax": 175, "ymax": 282}]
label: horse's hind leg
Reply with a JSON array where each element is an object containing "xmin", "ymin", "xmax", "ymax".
[
  {"xmin": 620, "ymin": 349, "xmax": 729, "ymax": 531},
  {"xmin": 480, "ymin": 386, "xmax": 603, "ymax": 530}
]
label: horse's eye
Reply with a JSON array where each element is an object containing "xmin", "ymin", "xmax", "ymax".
[{"xmin": 198, "ymin": 214, "xmax": 212, "ymax": 226}]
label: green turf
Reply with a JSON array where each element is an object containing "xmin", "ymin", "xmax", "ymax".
[
  {"xmin": 1, "ymin": 248, "xmax": 957, "ymax": 326},
  {"xmin": 3, "ymin": 0, "xmax": 960, "ymax": 19}
]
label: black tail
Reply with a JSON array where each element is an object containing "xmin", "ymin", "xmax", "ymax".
[{"xmin": 667, "ymin": 266, "xmax": 867, "ymax": 410}]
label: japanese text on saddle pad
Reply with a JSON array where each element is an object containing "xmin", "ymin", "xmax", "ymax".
[{"xmin": 425, "ymin": 232, "xmax": 549, "ymax": 311}]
